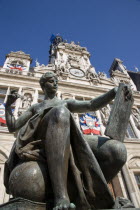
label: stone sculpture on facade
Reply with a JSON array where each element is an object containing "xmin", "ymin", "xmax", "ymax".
[
  {"xmin": 55, "ymin": 58, "xmax": 69, "ymax": 75},
  {"xmin": 98, "ymin": 72, "xmax": 107, "ymax": 79},
  {"xmin": 86, "ymin": 65, "xmax": 100, "ymax": 85},
  {"xmin": 132, "ymin": 107, "xmax": 140, "ymax": 130},
  {"xmin": 86, "ymin": 65, "xmax": 97, "ymax": 79},
  {"xmin": 4, "ymin": 72, "xmax": 134, "ymax": 209},
  {"xmin": 35, "ymin": 59, "xmax": 40, "ymax": 67},
  {"xmin": 49, "ymin": 36, "xmax": 63, "ymax": 64},
  {"xmin": 100, "ymin": 106, "xmax": 110, "ymax": 126},
  {"xmin": 59, "ymin": 41, "xmax": 87, "ymax": 53},
  {"xmin": 22, "ymin": 93, "xmax": 33, "ymax": 108}
]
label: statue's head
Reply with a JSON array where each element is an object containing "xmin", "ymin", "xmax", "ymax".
[
  {"xmin": 39, "ymin": 72, "xmax": 58, "ymax": 94},
  {"xmin": 53, "ymin": 35, "xmax": 63, "ymax": 46}
]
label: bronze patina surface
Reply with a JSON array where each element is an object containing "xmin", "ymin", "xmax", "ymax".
[{"xmin": 4, "ymin": 72, "xmax": 134, "ymax": 209}]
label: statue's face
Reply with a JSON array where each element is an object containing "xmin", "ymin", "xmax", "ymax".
[{"xmin": 44, "ymin": 76, "xmax": 58, "ymax": 94}]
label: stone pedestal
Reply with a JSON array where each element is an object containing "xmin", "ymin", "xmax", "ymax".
[
  {"xmin": 0, "ymin": 198, "xmax": 139, "ymax": 210},
  {"xmin": 0, "ymin": 198, "xmax": 52, "ymax": 210}
]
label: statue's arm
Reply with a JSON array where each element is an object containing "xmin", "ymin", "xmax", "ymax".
[
  {"xmin": 5, "ymin": 105, "xmax": 33, "ymax": 133},
  {"xmin": 67, "ymin": 88, "xmax": 116, "ymax": 113},
  {"xmin": 5, "ymin": 94, "xmax": 33, "ymax": 133}
]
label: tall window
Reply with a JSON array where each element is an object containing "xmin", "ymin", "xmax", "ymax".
[
  {"xmin": 0, "ymin": 87, "xmax": 7, "ymax": 105},
  {"xmin": 0, "ymin": 87, "xmax": 7, "ymax": 95},
  {"xmin": 134, "ymin": 174, "xmax": 140, "ymax": 191},
  {"xmin": 126, "ymin": 122, "xmax": 137, "ymax": 139}
]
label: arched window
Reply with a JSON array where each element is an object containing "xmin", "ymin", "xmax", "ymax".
[
  {"xmin": 7, "ymin": 60, "xmax": 25, "ymax": 71},
  {"xmin": 11, "ymin": 60, "xmax": 24, "ymax": 67}
]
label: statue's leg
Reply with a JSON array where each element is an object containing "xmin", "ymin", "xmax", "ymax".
[
  {"xmin": 84, "ymin": 135, "xmax": 127, "ymax": 182},
  {"xmin": 40, "ymin": 106, "xmax": 75, "ymax": 209}
]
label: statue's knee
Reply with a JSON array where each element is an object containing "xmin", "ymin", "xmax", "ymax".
[
  {"xmin": 109, "ymin": 140, "xmax": 127, "ymax": 166},
  {"xmin": 53, "ymin": 106, "xmax": 70, "ymax": 124}
]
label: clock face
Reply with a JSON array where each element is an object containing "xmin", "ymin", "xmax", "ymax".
[{"xmin": 69, "ymin": 68, "xmax": 85, "ymax": 77}]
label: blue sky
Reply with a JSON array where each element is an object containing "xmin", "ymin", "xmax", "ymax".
[{"xmin": 0, "ymin": 0, "xmax": 140, "ymax": 75}]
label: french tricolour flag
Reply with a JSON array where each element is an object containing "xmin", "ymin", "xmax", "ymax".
[
  {"xmin": 0, "ymin": 104, "xmax": 6, "ymax": 124},
  {"xmin": 7, "ymin": 64, "xmax": 26, "ymax": 71},
  {"xmin": 80, "ymin": 113, "xmax": 100, "ymax": 135}
]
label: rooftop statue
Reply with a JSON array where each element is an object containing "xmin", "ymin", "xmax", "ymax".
[{"xmin": 4, "ymin": 72, "xmax": 133, "ymax": 210}]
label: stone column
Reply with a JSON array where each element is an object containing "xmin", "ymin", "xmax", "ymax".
[
  {"xmin": 13, "ymin": 87, "xmax": 22, "ymax": 119},
  {"xmin": 32, "ymin": 89, "xmax": 38, "ymax": 104},
  {"xmin": 4, "ymin": 87, "xmax": 10, "ymax": 103}
]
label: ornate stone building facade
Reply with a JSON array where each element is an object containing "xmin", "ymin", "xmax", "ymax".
[{"xmin": 0, "ymin": 36, "xmax": 140, "ymax": 207}]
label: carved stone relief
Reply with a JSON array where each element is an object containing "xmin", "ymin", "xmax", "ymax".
[
  {"xmin": 58, "ymin": 41, "xmax": 87, "ymax": 53},
  {"xmin": 22, "ymin": 93, "xmax": 33, "ymax": 108},
  {"xmin": 68, "ymin": 54, "xmax": 80, "ymax": 68},
  {"xmin": 132, "ymin": 108, "xmax": 140, "ymax": 130},
  {"xmin": 6, "ymin": 58, "xmax": 27, "ymax": 66},
  {"xmin": 98, "ymin": 72, "xmax": 107, "ymax": 79},
  {"xmin": 100, "ymin": 106, "xmax": 110, "ymax": 126}
]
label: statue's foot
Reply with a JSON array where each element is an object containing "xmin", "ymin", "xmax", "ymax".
[{"xmin": 53, "ymin": 198, "xmax": 76, "ymax": 210}]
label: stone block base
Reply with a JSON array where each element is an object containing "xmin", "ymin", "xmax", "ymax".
[
  {"xmin": 0, "ymin": 198, "xmax": 140, "ymax": 210},
  {"xmin": 0, "ymin": 198, "xmax": 51, "ymax": 210}
]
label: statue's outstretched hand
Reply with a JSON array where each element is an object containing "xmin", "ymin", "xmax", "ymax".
[
  {"xmin": 6, "ymin": 91, "xmax": 20, "ymax": 107},
  {"xmin": 123, "ymin": 85, "xmax": 133, "ymax": 101},
  {"xmin": 114, "ymin": 84, "xmax": 133, "ymax": 101}
]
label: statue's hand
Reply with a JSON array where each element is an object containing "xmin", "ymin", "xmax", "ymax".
[
  {"xmin": 6, "ymin": 91, "xmax": 20, "ymax": 107},
  {"xmin": 17, "ymin": 140, "xmax": 45, "ymax": 161},
  {"xmin": 123, "ymin": 85, "xmax": 133, "ymax": 101},
  {"xmin": 114, "ymin": 85, "xmax": 133, "ymax": 101}
]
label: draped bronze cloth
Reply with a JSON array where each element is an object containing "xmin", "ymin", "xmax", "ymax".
[{"xmin": 4, "ymin": 108, "xmax": 115, "ymax": 209}]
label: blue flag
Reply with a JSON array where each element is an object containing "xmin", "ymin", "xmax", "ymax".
[{"xmin": 50, "ymin": 34, "xmax": 56, "ymax": 43}]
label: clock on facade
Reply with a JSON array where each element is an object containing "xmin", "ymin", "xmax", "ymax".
[{"xmin": 69, "ymin": 68, "xmax": 85, "ymax": 77}]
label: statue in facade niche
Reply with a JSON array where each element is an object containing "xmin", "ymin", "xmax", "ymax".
[
  {"xmin": 49, "ymin": 36, "xmax": 63, "ymax": 64},
  {"xmin": 4, "ymin": 72, "xmax": 134, "ymax": 210},
  {"xmin": 98, "ymin": 72, "xmax": 107, "ymax": 79},
  {"xmin": 22, "ymin": 93, "xmax": 33, "ymax": 108},
  {"xmin": 132, "ymin": 107, "xmax": 140, "ymax": 130},
  {"xmin": 86, "ymin": 65, "xmax": 97, "ymax": 78},
  {"xmin": 55, "ymin": 59, "xmax": 69, "ymax": 77},
  {"xmin": 35, "ymin": 59, "xmax": 40, "ymax": 67},
  {"xmin": 100, "ymin": 106, "xmax": 111, "ymax": 126}
]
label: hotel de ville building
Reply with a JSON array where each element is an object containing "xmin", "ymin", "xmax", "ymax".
[{"xmin": 0, "ymin": 36, "xmax": 140, "ymax": 207}]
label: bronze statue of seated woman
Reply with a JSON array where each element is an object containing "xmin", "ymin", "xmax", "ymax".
[{"xmin": 4, "ymin": 72, "xmax": 133, "ymax": 209}]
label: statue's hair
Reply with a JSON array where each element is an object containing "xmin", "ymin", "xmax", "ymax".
[{"xmin": 39, "ymin": 72, "xmax": 57, "ymax": 90}]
